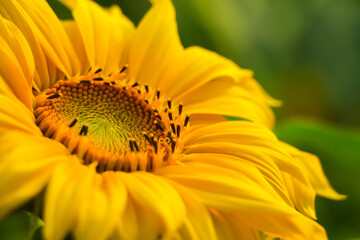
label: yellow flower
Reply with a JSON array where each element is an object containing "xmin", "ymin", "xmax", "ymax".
[{"xmin": 0, "ymin": 0, "xmax": 344, "ymax": 239}]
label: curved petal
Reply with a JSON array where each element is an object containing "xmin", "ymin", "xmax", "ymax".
[
  {"xmin": 61, "ymin": 20, "xmax": 89, "ymax": 74},
  {"xmin": 164, "ymin": 181, "xmax": 217, "ymax": 240},
  {"xmin": 157, "ymin": 47, "xmax": 241, "ymax": 98},
  {"xmin": 282, "ymin": 172, "xmax": 316, "ymax": 219},
  {"xmin": 210, "ymin": 209, "xmax": 260, "ymax": 240},
  {"xmin": 44, "ymin": 161, "xmax": 128, "ymax": 240},
  {"xmin": 157, "ymin": 164, "xmax": 327, "ymax": 239},
  {"xmin": 121, "ymin": 172, "xmax": 186, "ymax": 238},
  {"xmin": 183, "ymin": 77, "xmax": 275, "ymax": 127},
  {"xmin": 0, "ymin": 0, "xmax": 81, "ymax": 89},
  {"xmin": 0, "ymin": 131, "xmax": 69, "ymax": 219},
  {"xmin": 0, "ymin": 77, "xmax": 40, "ymax": 135},
  {"xmin": 179, "ymin": 154, "xmax": 293, "ymax": 208},
  {"xmin": 0, "ymin": 17, "xmax": 34, "ymax": 109},
  {"xmin": 128, "ymin": 0, "xmax": 183, "ymax": 86},
  {"xmin": 183, "ymin": 121, "xmax": 311, "ymax": 191},
  {"xmin": 112, "ymin": 196, "xmax": 138, "ymax": 240},
  {"xmin": 281, "ymin": 142, "xmax": 346, "ymax": 200},
  {"xmin": 156, "ymin": 46, "xmax": 275, "ymax": 127},
  {"xmin": 234, "ymin": 214, "xmax": 328, "ymax": 240},
  {"xmin": 61, "ymin": 0, "xmax": 135, "ymax": 74}
]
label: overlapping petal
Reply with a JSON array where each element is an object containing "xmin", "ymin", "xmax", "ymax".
[
  {"xmin": 122, "ymin": 172, "xmax": 186, "ymax": 238},
  {"xmin": 157, "ymin": 163, "xmax": 326, "ymax": 239},
  {"xmin": 44, "ymin": 160, "xmax": 128, "ymax": 240},
  {"xmin": 61, "ymin": 0, "xmax": 135, "ymax": 74},
  {"xmin": 159, "ymin": 181, "xmax": 217, "ymax": 240},
  {"xmin": 128, "ymin": 0, "xmax": 183, "ymax": 86},
  {"xmin": 0, "ymin": 0, "xmax": 80, "ymax": 90},
  {"xmin": 183, "ymin": 121, "xmax": 311, "ymax": 195},
  {"xmin": 157, "ymin": 46, "xmax": 275, "ymax": 127},
  {"xmin": 281, "ymin": 142, "xmax": 345, "ymax": 200},
  {"xmin": 0, "ymin": 131, "xmax": 69, "ymax": 219},
  {"xmin": 0, "ymin": 17, "xmax": 34, "ymax": 109}
]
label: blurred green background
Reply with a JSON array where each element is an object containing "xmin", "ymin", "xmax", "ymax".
[{"xmin": 2, "ymin": 0, "xmax": 359, "ymax": 239}]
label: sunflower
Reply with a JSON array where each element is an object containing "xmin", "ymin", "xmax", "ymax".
[{"xmin": 0, "ymin": 0, "xmax": 344, "ymax": 239}]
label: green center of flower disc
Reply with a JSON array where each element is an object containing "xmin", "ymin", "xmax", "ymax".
[{"xmin": 33, "ymin": 68, "xmax": 190, "ymax": 172}]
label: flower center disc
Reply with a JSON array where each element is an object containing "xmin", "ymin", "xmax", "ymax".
[{"xmin": 34, "ymin": 68, "xmax": 190, "ymax": 172}]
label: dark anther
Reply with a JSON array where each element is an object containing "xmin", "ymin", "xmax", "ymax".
[
  {"xmin": 88, "ymin": 67, "xmax": 92, "ymax": 73},
  {"xmin": 171, "ymin": 139, "xmax": 176, "ymax": 153},
  {"xmin": 132, "ymin": 82, "xmax": 139, "ymax": 87},
  {"xmin": 80, "ymin": 80, "xmax": 91, "ymax": 84},
  {"xmin": 154, "ymin": 121, "xmax": 165, "ymax": 132},
  {"xmin": 93, "ymin": 77, "xmax": 104, "ymax": 81},
  {"xmin": 79, "ymin": 124, "xmax": 88, "ymax": 136},
  {"xmin": 167, "ymin": 131, "xmax": 172, "ymax": 139},
  {"xmin": 176, "ymin": 125, "xmax": 181, "ymax": 138},
  {"xmin": 111, "ymin": 81, "xmax": 116, "ymax": 84},
  {"xmin": 64, "ymin": 75, "xmax": 68, "ymax": 80},
  {"xmin": 133, "ymin": 141, "xmax": 140, "ymax": 152},
  {"xmin": 32, "ymin": 87, "xmax": 39, "ymax": 92},
  {"xmin": 178, "ymin": 103, "xmax": 183, "ymax": 116},
  {"xmin": 156, "ymin": 90, "xmax": 160, "ymax": 99},
  {"xmin": 95, "ymin": 68, "xmax": 102, "ymax": 74},
  {"xmin": 47, "ymin": 93, "xmax": 60, "ymax": 99},
  {"xmin": 120, "ymin": 65, "xmax": 127, "ymax": 73},
  {"xmin": 184, "ymin": 115, "xmax": 190, "ymax": 127},
  {"xmin": 69, "ymin": 118, "xmax": 78, "ymax": 128},
  {"xmin": 155, "ymin": 113, "xmax": 162, "ymax": 120},
  {"xmin": 137, "ymin": 90, "xmax": 141, "ymax": 94},
  {"xmin": 170, "ymin": 122, "xmax": 176, "ymax": 134},
  {"xmin": 143, "ymin": 132, "xmax": 153, "ymax": 145},
  {"xmin": 144, "ymin": 99, "xmax": 149, "ymax": 104},
  {"xmin": 104, "ymin": 82, "xmax": 110, "ymax": 86},
  {"xmin": 167, "ymin": 98, "xmax": 172, "ymax": 109},
  {"xmin": 129, "ymin": 140, "xmax": 134, "ymax": 152},
  {"xmin": 153, "ymin": 139, "xmax": 158, "ymax": 153},
  {"xmin": 168, "ymin": 111, "xmax": 173, "ymax": 120},
  {"xmin": 145, "ymin": 84, "xmax": 149, "ymax": 93}
]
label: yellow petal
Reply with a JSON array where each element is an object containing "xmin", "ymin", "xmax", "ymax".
[
  {"xmin": 0, "ymin": 131, "xmax": 68, "ymax": 219},
  {"xmin": 44, "ymin": 161, "xmax": 127, "ymax": 240},
  {"xmin": 113, "ymin": 196, "xmax": 139, "ymax": 240},
  {"xmin": 61, "ymin": 20, "xmax": 89, "ymax": 74},
  {"xmin": 157, "ymin": 46, "xmax": 241, "ymax": 98},
  {"xmin": 184, "ymin": 121, "xmax": 310, "ymax": 189},
  {"xmin": 0, "ymin": 17, "xmax": 34, "ymax": 109},
  {"xmin": 166, "ymin": 182, "xmax": 217, "ymax": 240},
  {"xmin": 158, "ymin": 164, "xmax": 327, "ymax": 239},
  {"xmin": 281, "ymin": 142, "xmax": 346, "ymax": 200},
  {"xmin": 282, "ymin": 172, "xmax": 316, "ymax": 219},
  {"xmin": 210, "ymin": 209, "xmax": 260, "ymax": 240},
  {"xmin": 157, "ymin": 164, "xmax": 290, "ymax": 214},
  {"xmin": 128, "ymin": 0, "xmax": 183, "ymax": 86},
  {"xmin": 235, "ymin": 213, "xmax": 328, "ymax": 240},
  {"xmin": 188, "ymin": 114, "xmax": 227, "ymax": 127},
  {"xmin": 154, "ymin": 46, "xmax": 275, "ymax": 127},
  {"xmin": 183, "ymin": 79, "xmax": 275, "ymax": 127},
  {"xmin": 0, "ymin": 0, "xmax": 80, "ymax": 89},
  {"xmin": 121, "ymin": 172, "xmax": 186, "ymax": 237},
  {"xmin": 0, "ymin": 77, "xmax": 40, "ymax": 135},
  {"xmin": 179, "ymin": 154, "xmax": 293, "ymax": 208},
  {"xmin": 61, "ymin": 0, "xmax": 135, "ymax": 74}
]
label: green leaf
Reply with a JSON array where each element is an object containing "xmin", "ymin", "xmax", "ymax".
[{"xmin": 0, "ymin": 211, "xmax": 44, "ymax": 240}]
